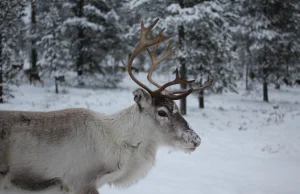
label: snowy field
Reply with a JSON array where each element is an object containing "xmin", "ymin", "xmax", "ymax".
[{"xmin": 1, "ymin": 73, "xmax": 300, "ymax": 194}]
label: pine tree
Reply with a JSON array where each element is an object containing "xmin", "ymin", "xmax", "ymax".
[
  {"xmin": 236, "ymin": 0, "xmax": 300, "ymax": 102},
  {"xmin": 62, "ymin": 0, "xmax": 124, "ymax": 87},
  {"xmin": 0, "ymin": 0, "xmax": 26, "ymax": 103},
  {"xmin": 166, "ymin": 0, "xmax": 238, "ymax": 109},
  {"xmin": 118, "ymin": 0, "xmax": 175, "ymax": 72},
  {"xmin": 37, "ymin": 1, "xmax": 72, "ymax": 93}
]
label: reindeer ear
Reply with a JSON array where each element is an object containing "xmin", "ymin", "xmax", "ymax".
[{"xmin": 132, "ymin": 88, "xmax": 152, "ymax": 108}]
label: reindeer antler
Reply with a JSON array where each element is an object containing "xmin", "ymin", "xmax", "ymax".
[
  {"xmin": 123, "ymin": 18, "xmax": 213, "ymax": 100},
  {"xmin": 122, "ymin": 18, "xmax": 173, "ymax": 94},
  {"xmin": 146, "ymin": 40, "xmax": 178, "ymax": 89}
]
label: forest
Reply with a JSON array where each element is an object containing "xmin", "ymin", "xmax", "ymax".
[
  {"xmin": 1, "ymin": 1, "xmax": 300, "ymax": 194},
  {"xmin": 0, "ymin": 0, "xmax": 300, "ymax": 114}
]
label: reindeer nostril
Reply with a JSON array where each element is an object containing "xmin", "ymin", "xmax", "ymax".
[{"xmin": 194, "ymin": 137, "xmax": 201, "ymax": 147}]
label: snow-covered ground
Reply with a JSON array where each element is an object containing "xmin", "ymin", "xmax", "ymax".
[{"xmin": 1, "ymin": 73, "xmax": 300, "ymax": 194}]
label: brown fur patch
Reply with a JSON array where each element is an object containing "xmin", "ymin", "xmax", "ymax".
[
  {"xmin": 11, "ymin": 174, "xmax": 62, "ymax": 191},
  {"xmin": 0, "ymin": 108, "xmax": 94, "ymax": 145},
  {"xmin": 152, "ymin": 97, "xmax": 175, "ymax": 112}
]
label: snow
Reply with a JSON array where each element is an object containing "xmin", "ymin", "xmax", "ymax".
[
  {"xmin": 126, "ymin": 0, "xmax": 150, "ymax": 10},
  {"xmin": 84, "ymin": 5, "xmax": 108, "ymax": 19},
  {"xmin": 166, "ymin": 3, "xmax": 223, "ymax": 24},
  {"xmin": 63, "ymin": 18, "xmax": 105, "ymax": 32},
  {"xmin": 21, "ymin": 4, "xmax": 31, "ymax": 24},
  {"xmin": 1, "ymin": 73, "xmax": 300, "ymax": 194}
]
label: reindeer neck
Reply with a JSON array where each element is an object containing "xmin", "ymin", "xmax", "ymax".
[{"xmin": 106, "ymin": 104, "xmax": 158, "ymax": 148}]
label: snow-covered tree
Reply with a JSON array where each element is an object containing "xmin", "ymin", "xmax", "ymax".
[
  {"xmin": 36, "ymin": 1, "xmax": 72, "ymax": 93},
  {"xmin": 110, "ymin": 0, "xmax": 174, "ymax": 72},
  {"xmin": 0, "ymin": 0, "xmax": 26, "ymax": 103},
  {"xmin": 166, "ymin": 0, "xmax": 238, "ymax": 109},
  {"xmin": 61, "ymin": 0, "xmax": 124, "ymax": 87},
  {"xmin": 235, "ymin": 0, "xmax": 300, "ymax": 102}
]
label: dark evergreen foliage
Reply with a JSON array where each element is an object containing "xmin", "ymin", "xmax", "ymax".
[{"xmin": 0, "ymin": 0, "xmax": 26, "ymax": 103}]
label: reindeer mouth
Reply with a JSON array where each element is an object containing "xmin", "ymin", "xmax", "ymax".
[
  {"xmin": 180, "ymin": 141, "xmax": 200, "ymax": 153},
  {"xmin": 182, "ymin": 147, "xmax": 198, "ymax": 153}
]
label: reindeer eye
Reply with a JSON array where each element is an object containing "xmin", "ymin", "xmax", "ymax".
[{"xmin": 158, "ymin": 110, "xmax": 168, "ymax": 117}]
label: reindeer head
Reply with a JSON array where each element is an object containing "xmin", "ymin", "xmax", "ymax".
[{"xmin": 123, "ymin": 19, "xmax": 213, "ymax": 152}]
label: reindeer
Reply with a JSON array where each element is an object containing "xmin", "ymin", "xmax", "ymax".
[
  {"xmin": 0, "ymin": 19, "xmax": 213, "ymax": 194},
  {"xmin": 282, "ymin": 77, "xmax": 292, "ymax": 86},
  {"xmin": 55, "ymin": 75, "xmax": 66, "ymax": 83},
  {"xmin": 11, "ymin": 64, "xmax": 24, "ymax": 71},
  {"xmin": 23, "ymin": 68, "xmax": 44, "ymax": 87},
  {"xmin": 54, "ymin": 75, "xmax": 66, "ymax": 94}
]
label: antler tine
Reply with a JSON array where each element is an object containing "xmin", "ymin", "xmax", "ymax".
[
  {"xmin": 190, "ymin": 79, "xmax": 214, "ymax": 92},
  {"xmin": 146, "ymin": 44, "xmax": 161, "ymax": 89},
  {"xmin": 163, "ymin": 89, "xmax": 194, "ymax": 100},
  {"xmin": 141, "ymin": 18, "xmax": 159, "ymax": 34},
  {"xmin": 139, "ymin": 18, "xmax": 174, "ymax": 48},
  {"xmin": 168, "ymin": 78, "xmax": 214, "ymax": 95},
  {"xmin": 152, "ymin": 68, "xmax": 195, "ymax": 96},
  {"xmin": 146, "ymin": 40, "xmax": 179, "ymax": 89},
  {"xmin": 147, "ymin": 40, "xmax": 179, "ymax": 68},
  {"xmin": 156, "ymin": 78, "xmax": 213, "ymax": 100}
]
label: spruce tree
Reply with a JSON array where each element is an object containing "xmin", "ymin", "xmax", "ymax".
[
  {"xmin": 236, "ymin": 0, "xmax": 300, "ymax": 101},
  {"xmin": 0, "ymin": 0, "xmax": 26, "ymax": 103},
  {"xmin": 62, "ymin": 0, "xmax": 124, "ymax": 87}
]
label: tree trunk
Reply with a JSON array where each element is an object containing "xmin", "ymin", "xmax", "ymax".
[
  {"xmin": 245, "ymin": 62, "xmax": 249, "ymax": 90},
  {"xmin": 179, "ymin": 59, "xmax": 187, "ymax": 115},
  {"xmin": 274, "ymin": 75, "xmax": 280, "ymax": 90},
  {"xmin": 76, "ymin": 0, "xmax": 84, "ymax": 84},
  {"xmin": 263, "ymin": 68, "xmax": 268, "ymax": 102},
  {"xmin": 178, "ymin": 25, "xmax": 186, "ymax": 115},
  {"xmin": 77, "ymin": 28, "xmax": 84, "ymax": 77},
  {"xmin": 262, "ymin": 39, "xmax": 269, "ymax": 102},
  {"xmin": 245, "ymin": 43, "xmax": 252, "ymax": 91},
  {"xmin": 55, "ymin": 82, "xmax": 59, "ymax": 94},
  {"xmin": 0, "ymin": 33, "xmax": 3, "ymax": 103},
  {"xmin": 199, "ymin": 89, "xmax": 204, "ymax": 109},
  {"xmin": 178, "ymin": 0, "xmax": 187, "ymax": 115},
  {"xmin": 263, "ymin": 81, "xmax": 268, "ymax": 102},
  {"xmin": 31, "ymin": 0, "xmax": 37, "ymax": 71}
]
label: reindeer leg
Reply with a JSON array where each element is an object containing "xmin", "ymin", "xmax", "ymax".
[
  {"xmin": 71, "ymin": 172, "xmax": 106, "ymax": 194},
  {"xmin": 0, "ymin": 151, "xmax": 9, "ymax": 178},
  {"xmin": 29, "ymin": 76, "xmax": 33, "ymax": 85},
  {"xmin": 0, "ymin": 129, "xmax": 9, "ymax": 178},
  {"xmin": 74, "ymin": 186, "xmax": 99, "ymax": 194}
]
